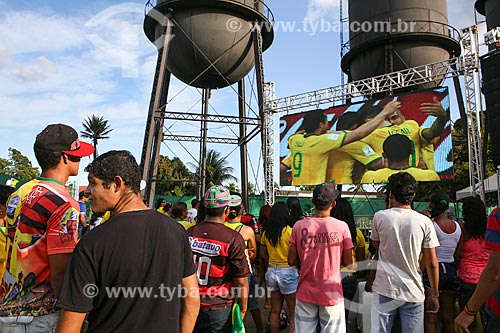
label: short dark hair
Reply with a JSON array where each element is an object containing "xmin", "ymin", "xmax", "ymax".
[
  {"xmin": 33, "ymin": 146, "xmax": 63, "ymax": 171},
  {"xmin": 383, "ymin": 134, "xmax": 412, "ymax": 162},
  {"xmin": 336, "ymin": 112, "xmax": 359, "ymax": 131},
  {"xmin": 155, "ymin": 198, "xmax": 166, "ymax": 209},
  {"xmin": 302, "ymin": 110, "xmax": 327, "ymax": 133},
  {"xmin": 358, "ymin": 103, "xmax": 383, "ymax": 123},
  {"xmin": 172, "ymin": 202, "xmax": 188, "ymax": 219},
  {"xmin": 206, "ymin": 207, "xmax": 227, "ymax": 218},
  {"xmin": 79, "ymin": 191, "xmax": 88, "ymax": 200},
  {"xmin": 0, "ymin": 185, "xmax": 15, "ymax": 205},
  {"xmin": 85, "ymin": 150, "xmax": 141, "ymax": 193},
  {"xmin": 388, "ymin": 172, "xmax": 417, "ymax": 205},
  {"xmin": 191, "ymin": 198, "xmax": 200, "ymax": 207}
]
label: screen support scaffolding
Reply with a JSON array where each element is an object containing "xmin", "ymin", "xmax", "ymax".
[{"xmin": 267, "ymin": 25, "xmax": 484, "ymax": 203}]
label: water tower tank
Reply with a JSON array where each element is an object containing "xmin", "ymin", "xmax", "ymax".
[
  {"xmin": 144, "ymin": 0, "xmax": 274, "ymax": 89},
  {"xmin": 476, "ymin": 0, "xmax": 500, "ymax": 30},
  {"xmin": 341, "ymin": 0, "xmax": 460, "ymax": 89}
]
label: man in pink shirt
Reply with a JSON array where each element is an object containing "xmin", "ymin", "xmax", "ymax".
[{"xmin": 288, "ymin": 183, "xmax": 354, "ymax": 332}]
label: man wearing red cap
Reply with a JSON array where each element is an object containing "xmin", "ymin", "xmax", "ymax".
[{"xmin": 0, "ymin": 124, "xmax": 94, "ymax": 331}]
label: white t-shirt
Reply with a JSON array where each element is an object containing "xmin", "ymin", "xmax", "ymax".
[
  {"xmin": 371, "ymin": 208, "xmax": 439, "ymax": 302},
  {"xmin": 186, "ymin": 208, "xmax": 197, "ymax": 223}
]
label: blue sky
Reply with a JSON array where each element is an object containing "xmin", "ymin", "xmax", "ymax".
[{"xmin": 0, "ymin": 0, "xmax": 482, "ymax": 192}]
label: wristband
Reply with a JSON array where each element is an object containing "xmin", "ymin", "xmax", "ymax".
[{"xmin": 464, "ymin": 304, "xmax": 478, "ymax": 316}]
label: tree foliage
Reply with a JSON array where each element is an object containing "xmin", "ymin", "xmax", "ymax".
[
  {"xmin": 80, "ymin": 115, "xmax": 113, "ymax": 159},
  {"xmin": 156, "ymin": 155, "xmax": 196, "ymax": 196},
  {"xmin": 0, "ymin": 148, "xmax": 40, "ymax": 181},
  {"xmin": 188, "ymin": 150, "xmax": 237, "ymax": 187}
]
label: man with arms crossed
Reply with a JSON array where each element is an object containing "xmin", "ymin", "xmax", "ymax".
[
  {"xmin": 0, "ymin": 124, "xmax": 93, "ymax": 331},
  {"xmin": 288, "ymin": 183, "xmax": 353, "ymax": 332},
  {"xmin": 56, "ymin": 150, "xmax": 199, "ymax": 333},
  {"xmin": 366, "ymin": 172, "xmax": 440, "ymax": 332}
]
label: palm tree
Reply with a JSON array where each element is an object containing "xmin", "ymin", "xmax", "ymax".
[
  {"xmin": 205, "ymin": 150, "xmax": 238, "ymax": 186},
  {"xmin": 81, "ymin": 115, "xmax": 113, "ymax": 159},
  {"xmin": 189, "ymin": 149, "xmax": 237, "ymax": 187}
]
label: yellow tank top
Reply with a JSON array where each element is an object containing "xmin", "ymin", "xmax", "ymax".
[{"xmin": 224, "ymin": 221, "xmax": 248, "ymax": 247}]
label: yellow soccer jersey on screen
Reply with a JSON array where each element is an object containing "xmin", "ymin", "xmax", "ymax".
[
  {"xmin": 285, "ymin": 131, "xmax": 347, "ymax": 185},
  {"xmin": 420, "ymin": 141, "xmax": 436, "ymax": 170},
  {"xmin": 326, "ymin": 140, "xmax": 381, "ymax": 184},
  {"xmin": 363, "ymin": 120, "xmax": 428, "ymax": 167},
  {"xmin": 360, "ymin": 167, "xmax": 440, "ymax": 183}
]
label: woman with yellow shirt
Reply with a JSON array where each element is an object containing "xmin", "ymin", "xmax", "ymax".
[{"xmin": 261, "ymin": 202, "xmax": 299, "ymax": 333}]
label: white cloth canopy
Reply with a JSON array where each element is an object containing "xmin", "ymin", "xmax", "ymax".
[{"xmin": 456, "ymin": 173, "xmax": 500, "ymax": 200}]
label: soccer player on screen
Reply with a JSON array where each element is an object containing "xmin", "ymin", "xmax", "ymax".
[
  {"xmin": 280, "ymin": 101, "xmax": 400, "ymax": 186},
  {"xmin": 361, "ymin": 97, "xmax": 447, "ymax": 170},
  {"xmin": 325, "ymin": 112, "xmax": 383, "ymax": 184},
  {"xmin": 361, "ymin": 134, "xmax": 440, "ymax": 183}
]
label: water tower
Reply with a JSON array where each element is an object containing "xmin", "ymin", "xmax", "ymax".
[
  {"xmin": 341, "ymin": 0, "xmax": 461, "ymax": 92},
  {"xmin": 476, "ymin": 0, "xmax": 500, "ymax": 167},
  {"xmin": 140, "ymin": 0, "xmax": 274, "ymax": 205}
]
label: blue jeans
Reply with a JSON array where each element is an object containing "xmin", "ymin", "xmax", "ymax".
[
  {"xmin": 371, "ymin": 293, "xmax": 424, "ymax": 333},
  {"xmin": 0, "ymin": 311, "xmax": 59, "ymax": 333},
  {"xmin": 193, "ymin": 306, "xmax": 232, "ymax": 333},
  {"xmin": 248, "ymin": 269, "xmax": 260, "ymax": 311}
]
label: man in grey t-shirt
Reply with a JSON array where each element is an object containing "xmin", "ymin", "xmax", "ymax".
[{"xmin": 366, "ymin": 172, "xmax": 440, "ymax": 333}]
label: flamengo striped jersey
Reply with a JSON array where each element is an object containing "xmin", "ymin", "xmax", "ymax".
[
  {"xmin": 187, "ymin": 221, "xmax": 251, "ymax": 308},
  {"xmin": 0, "ymin": 178, "xmax": 79, "ymax": 316},
  {"xmin": 485, "ymin": 207, "xmax": 500, "ymax": 320}
]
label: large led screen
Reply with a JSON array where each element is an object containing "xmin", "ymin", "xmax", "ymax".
[{"xmin": 279, "ymin": 87, "xmax": 453, "ymax": 186}]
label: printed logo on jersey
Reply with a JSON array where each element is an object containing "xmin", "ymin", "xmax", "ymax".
[
  {"xmin": 362, "ymin": 146, "xmax": 376, "ymax": 157},
  {"xmin": 6, "ymin": 195, "xmax": 20, "ymax": 219},
  {"xmin": 60, "ymin": 208, "xmax": 78, "ymax": 227},
  {"xmin": 327, "ymin": 134, "xmax": 340, "ymax": 141},
  {"xmin": 189, "ymin": 237, "xmax": 222, "ymax": 256},
  {"xmin": 25, "ymin": 186, "xmax": 44, "ymax": 206},
  {"xmin": 59, "ymin": 208, "xmax": 78, "ymax": 243}
]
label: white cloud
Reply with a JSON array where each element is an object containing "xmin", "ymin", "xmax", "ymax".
[
  {"xmin": 0, "ymin": 2, "xmax": 266, "ymax": 189},
  {"xmin": 0, "ymin": 10, "xmax": 85, "ymax": 54},
  {"xmin": 305, "ymin": 0, "xmax": 340, "ymax": 23}
]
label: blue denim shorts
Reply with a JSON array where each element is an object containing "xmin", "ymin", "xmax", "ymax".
[
  {"xmin": 423, "ymin": 262, "xmax": 460, "ymax": 292},
  {"xmin": 265, "ymin": 267, "xmax": 299, "ymax": 295}
]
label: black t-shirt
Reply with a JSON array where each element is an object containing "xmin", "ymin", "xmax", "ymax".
[{"xmin": 57, "ymin": 210, "xmax": 196, "ymax": 333}]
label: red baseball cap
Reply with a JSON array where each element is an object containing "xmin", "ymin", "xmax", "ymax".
[{"xmin": 34, "ymin": 124, "xmax": 94, "ymax": 157}]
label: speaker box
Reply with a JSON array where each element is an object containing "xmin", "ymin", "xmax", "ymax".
[{"xmin": 481, "ymin": 50, "xmax": 500, "ymax": 167}]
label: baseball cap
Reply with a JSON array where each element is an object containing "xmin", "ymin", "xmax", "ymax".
[
  {"xmin": 312, "ymin": 183, "xmax": 340, "ymax": 206},
  {"xmin": 230, "ymin": 194, "xmax": 242, "ymax": 207},
  {"xmin": 204, "ymin": 185, "xmax": 232, "ymax": 208},
  {"xmin": 35, "ymin": 124, "xmax": 94, "ymax": 157}
]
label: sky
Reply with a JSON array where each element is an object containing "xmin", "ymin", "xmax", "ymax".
[{"xmin": 0, "ymin": 0, "xmax": 485, "ymax": 193}]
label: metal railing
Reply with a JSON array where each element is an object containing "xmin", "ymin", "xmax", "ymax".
[
  {"xmin": 341, "ymin": 20, "xmax": 461, "ymax": 57},
  {"xmin": 145, "ymin": 0, "xmax": 274, "ymax": 24}
]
